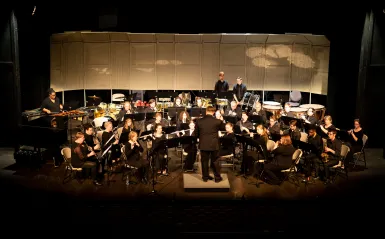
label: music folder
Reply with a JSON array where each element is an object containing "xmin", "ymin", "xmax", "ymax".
[{"xmin": 190, "ymin": 107, "xmax": 206, "ymax": 117}]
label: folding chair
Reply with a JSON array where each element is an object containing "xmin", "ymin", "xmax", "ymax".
[
  {"xmin": 62, "ymin": 147, "xmax": 83, "ymax": 184},
  {"xmin": 280, "ymin": 149, "xmax": 303, "ymax": 187},
  {"xmin": 352, "ymin": 134, "xmax": 368, "ymax": 169},
  {"xmin": 120, "ymin": 145, "xmax": 138, "ymax": 185},
  {"xmin": 330, "ymin": 144, "xmax": 350, "ymax": 183}
]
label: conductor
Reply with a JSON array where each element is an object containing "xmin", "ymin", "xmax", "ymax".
[{"xmin": 195, "ymin": 106, "xmax": 223, "ymax": 182}]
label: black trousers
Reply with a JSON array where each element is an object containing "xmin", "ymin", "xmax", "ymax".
[
  {"xmin": 88, "ymin": 155, "xmax": 104, "ymax": 181},
  {"xmin": 127, "ymin": 158, "xmax": 149, "ymax": 180},
  {"xmin": 82, "ymin": 161, "xmax": 97, "ymax": 180},
  {"xmin": 200, "ymin": 150, "xmax": 220, "ymax": 180},
  {"xmin": 155, "ymin": 152, "xmax": 167, "ymax": 172},
  {"xmin": 322, "ymin": 159, "xmax": 339, "ymax": 179},
  {"xmin": 256, "ymin": 162, "xmax": 290, "ymax": 185},
  {"xmin": 184, "ymin": 151, "xmax": 197, "ymax": 170}
]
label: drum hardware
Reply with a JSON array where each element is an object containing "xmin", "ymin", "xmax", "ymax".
[{"xmin": 88, "ymin": 95, "xmax": 101, "ymax": 99}]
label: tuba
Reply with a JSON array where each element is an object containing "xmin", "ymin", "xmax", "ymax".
[{"xmin": 179, "ymin": 92, "xmax": 191, "ymax": 106}]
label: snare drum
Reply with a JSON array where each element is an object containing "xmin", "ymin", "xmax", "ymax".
[
  {"xmin": 263, "ymin": 101, "xmax": 281, "ymax": 106},
  {"xmin": 263, "ymin": 105, "xmax": 282, "ymax": 119},
  {"xmin": 290, "ymin": 107, "xmax": 306, "ymax": 118},
  {"xmin": 299, "ymin": 104, "xmax": 326, "ymax": 120}
]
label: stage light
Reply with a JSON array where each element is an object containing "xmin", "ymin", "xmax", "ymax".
[{"xmin": 32, "ymin": 6, "xmax": 36, "ymax": 16}]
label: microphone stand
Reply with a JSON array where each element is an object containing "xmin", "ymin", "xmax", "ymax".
[{"xmin": 101, "ymin": 128, "xmax": 118, "ymax": 185}]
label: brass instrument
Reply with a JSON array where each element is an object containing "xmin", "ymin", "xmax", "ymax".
[
  {"xmin": 321, "ymin": 152, "xmax": 329, "ymax": 163},
  {"xmin": 155, "ymin": 103, "xmax": 163, "ymax": 112},
  {"xmin": 179, "ymin": 92, "xmax": 191, "ymax": 105}
]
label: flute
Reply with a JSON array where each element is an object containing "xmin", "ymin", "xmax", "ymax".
[{"xmin": 169, "ymin": 129, "xmax": 191, "ymax": 135}]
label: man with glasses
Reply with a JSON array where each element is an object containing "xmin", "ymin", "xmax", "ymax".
[
  {"xmin": 40, "ymin": 88, "xmax": 63, "ymax": 114},
  {"xmin": 320, "ymin": 129, "xmax": 342, "ymax": 184}
]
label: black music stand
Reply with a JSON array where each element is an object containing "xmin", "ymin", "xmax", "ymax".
[
  {"xmin": 178, "ymin": 123, "xmax": 189, "ymax": 131},
  {"xmin": 235, "ymin": 134, "xmax": 249, "ymax": 179},
  {"xmin": 197, "ymin": 91, "xmax": 215, "ymax": 101},
  {"xmin": 190, "ymin": 108, "xmax": 206, "ymax": 118},
  {"xmin": 148, "ymin": 138, "xmax": 166, "ymax": 195},
  {"xmin": 163, "ymin": 126, "xmax": 177, "ymax": 135},
  {"xmin": 249, "ymin": 115, "xmax": 264, "ymax": 125},
  {"xmin": 223, "ymin": 116, "xmax": 237, "ymax": 125},
  {"xmin": 218, "ymin": 92, "xmax": 233, "ymax": 101},
  {"xmin": 168, "ymin": 107, "xmax": 185, "ymax": 118},
  {"xmin": 244, "ymin": 138, "xmax": 265, "ymax": 187}
]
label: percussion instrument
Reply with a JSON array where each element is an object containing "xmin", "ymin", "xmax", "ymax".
[
  {"xmin": 263, "ymin": 101, "xmax": 281, "ymax": 106},
  {"xmin": 108, "ymin": 103, "xmax": 117, "ymax": 113},
  {"xmin": 263, "ymin": 105, "xmax": 282, "ymax": 119},
  {"xmin": 299, "ymin": 104, "xmax": 326, "ymax": 120},
  {"xmin": 99, "ymin": 102, "xmax": 108, "ymax": 111},
  {"xmin": 88, "ymin": 95, "xmax": 100, "ymax": 99},
  {"xmin": 93, "ymin": 117, "xmax": 109, "ymax": 128},
  {"xmin": 201, "ymin": 98, "xmax": 211, "ymax": 108},
  {"xmin": 290, "ymin": 107, "xmax": 306, "ymax": 118},
  {"xmin": 105, "ymin": 113, "xmax": 117, "ymax": 121},
  {"xmin": 94, "ymin": 107, "xmax": 105, "ymax": 118},
  {"xmin": 216, "ymin": 98, "xmax": 228, "ymax": 106}
]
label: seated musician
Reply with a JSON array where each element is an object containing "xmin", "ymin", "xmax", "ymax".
[
  {"xmin": 267, "ymin": 115, "xmax": 281, "ymax": 136},
  {"xmin": 215, "ymin": 110, "xmax": 224, "ymax": 122},
  {"xmin": 319, "ymin": 129, "xmax": 342, "ymax": 184},
  {"xmin": 224, "ymin": 101, "xmax": 242, "ymax": 119},
  {"xmin": 250, "ymin": 101, "xmax": 267, "ymax": 123},
  {"xmin": 288, "ymin": 120, "xmax": 301, "ymax": 141},
  {"xmin": 122, "ymin": 131, "xmax": 149, "ymax": 184},
  {"xmin": 306, "ymin": 126, "xmax": 323, "ymax": 179},
  {"xmin": 280, "ymin": 103, "xmax": 295, "ymax": 118},
  {"xmin": 174, "ymin": 97, "xmax": 184, "ymax": 107},
  {"xmin": 301, "ymin": 108, "xmax": 318, "ymax": 125},
  {"xmin": 181, "ymin": 121, "xmax": 197, "ymax": 172},
  {"xmin": 40, "ymin": 88, "xmax": 63, "ymax": 115},
  {"xmin": 319, "ymin": 115, "xmax": 336, "ymax": 136},
  {"xmin": 347, "ymin": 119, "xmax": 364, "ymax": 154},
  {"xmin": 117, "ymin": 102, "xmax": 132, "ymax": 126},
  {"xmin": 147, "ymin": 112, "xmax": 169, "ymax": 131},
  {"xmin": 117, "ymin": 118, "xmax": 135, "ymax": 144},
  {"xmin": 236, "ymin": 112, "xmax": 254, "ymax": 134},
  {"xmin": 145, "ymin": 99, "xmax": 157, "ymax": 112},
  {"xmin": 149, "ymin": 123, "xmax": 168, "ymax": 175},
  {"xmin": 218, "ymin": 122, "xmax": 236, "ymax": 157},
  {"xmin": 176, "ymin": 111, "xmax": 190, "ymax": 130},
  {"xmin": 83, "ymin": 123, "xmax": 104, "ymax": 182},
  {"xmin": 255, "ymin": 134, "xmax": 296, "ymax": 185},
  {"xmin": 72, "ymin": 132, "xmax": 102, "ymax": 186},
  {"xmin": 194, "ymin": 97, "xmax": 204, "ymax": 108},
  {"xmin": 102, "ymin": 121, "xmax": 120, "ymax": 163}
]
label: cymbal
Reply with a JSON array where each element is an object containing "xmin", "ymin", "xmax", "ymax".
[
  {"xmin": 88, "ymin": 95, "xmax": 100, "ymax": 99},
  {"xmin": 115, "ymin": 96, "xmax": 126, "ymax": 99}
]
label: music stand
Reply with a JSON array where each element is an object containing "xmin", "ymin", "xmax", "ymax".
[
  {"xmin": 197, "ymin": 91, "xmax": 215, "ymax": 100},
  {"xmin": 223, "ymin": 116, "xmax": 237, "ymax": 125},
  {"xmin": 190, "ymin": 108, "xmax": 206, "ymax": 118},
  {"xmin": 218, "ymin": 92, "xmax": 233, "ymax": 101},
  {"xmin": 163, "ymin": 126, "xmax": 177, "ymax": 135},
  {"xmin": 243, "ymin": 138, "xmax": 265, "ymax": 187},
  {"xmin": 178, "ymin": 123, "xmax": 189, "ymax": 130},
  {"xmin": 148, "ymin": 138, "xmax": 167, "ymax": 195},
  {"xmin": 249, "ymin": 115, "xmax": 264, "ymax": 125}
]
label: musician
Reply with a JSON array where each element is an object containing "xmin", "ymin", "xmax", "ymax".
[
  {"xmin": 102, "ymin": 121, "xmax": 120, "ymax": 162},
  {"xmin": 250, "ymin": 101, "xmax": 267, "ymax": 123},
  {"xmin": 71, "ymin": 132, "xmax": 102, "ymax": 186},
  {"xmin": 145, "ymin": 99, "xmax": 157, "ymax": 112},
  {"xmin": 233, "ymin": 77, "xmax": 247, "ymax": 106},
  {"xmin": 320, "ymin": 129, "xmax": 342, "ymax": 184},
  {"xmin": 117, "ymin": 118, "xmax": 135, "ymax": 144},
  {"xmin": 288, "ymin": 120, "xmax": 301, "ymax": 141},
  {"xmin": 306, "ymin": 126, "xmax": 323, "ymax": 179},
  {"xmin": 347, "ymin": 119, "xmax": 364, "ymax": 154},
  {"xmin": 255, "ymin": 134, "xmax": 296, "ymax": 185},
  {"xmin": 319, "ymin": 115, "xmax": 336, "ymax": 136},
  {"xmin": 302, "ymin": 108, "xmax": 318, "ymax": 125},
  {"xmin": 244, "ymin": 125, "xmax": 269, "ymax": 175},
  {"xmin": 236, "ymin": 112, "xmax": 254, "ymax": 134},
  {"xmin": 176, "ymin": 111, "xmax": 190, "ymax": 131},
  {"xmin": 224, "ymin": 101, "xmax": 241, "ymax": 118},
  {"xmin": 194, "ymin": 97, "xmax": 204, "ymax": 108},
  {"xmin": 83, "ymin": 123, "xmax": 101, "ymax": 151},
  {"xmin": 195, "ymin": 106, "xmax": 223, "ymax": 182},
  {"xmin": 40, "ymin": 88, "xmax": 63, "ymax": 114},
  {"xmin": 117, "ymin": 102, "xmax": 132, "ymax": 126},
  {"xmin": 214, "ymin": 71, "xmax": 229, "ymax": 95},
  {"xmin": 267, "ymin": 115, "xmax": 281, "ymax": 136},
  {"xmin": 174, "ymin": 97, "xmax": 184, "ymax": 107},
  {"xmin": 218, "ymin": 122, "xmax": 236, "ymax": 157},
  {"xmin": 181, "ymin": 121, "xmax": 197, "ymax": 172},
  {"xmin": 281, "ymin": 103, "xmax": 295, "ymax": 118},
  {"xmin": 122, "ymin": 131, "xmax": 149, "ymax": 184},
  {"xmin": 150, "ymin": 124, "xmax": 168, "ymax": 175},
  {"xmin": 147, "ymin": 112, "xmax": 169, "ymax": 131}
]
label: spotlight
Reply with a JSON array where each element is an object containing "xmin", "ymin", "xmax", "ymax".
[{"xmin": 32, "ymin": 6, "xmax": 36, "ymax": 16}]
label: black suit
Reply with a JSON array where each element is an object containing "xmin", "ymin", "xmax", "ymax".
[{"xmin": 195, "ymin": 115, "xmax": 223, "ymax": 180}]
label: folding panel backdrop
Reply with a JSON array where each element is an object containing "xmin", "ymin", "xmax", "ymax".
[{"xmin": 50, "ymin": 33, "xmax": 330, "ymax": 94}]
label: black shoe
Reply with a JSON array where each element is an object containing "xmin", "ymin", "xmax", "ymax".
[
  {"xmin": 93, "ymin": 181, "xmax": 102, "ymax": 186},
  {"xmin": 215, "ymin": 177, "xmax": 223, "ymax": 183},
  {"xmin": 203, "ymin": 178, "xmax": 208, "ymax": 182},
  {"xmin": 184, "ymin": 169, "xmax": 196, "ymax": 173},
  {"xmin": 208, "ymin": 176, "xmax": 214, "ymax": 180}
]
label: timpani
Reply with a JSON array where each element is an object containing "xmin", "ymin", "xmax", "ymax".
[
  {"xmin": 263, "ymin": 101, "xmax": 281, "ymax": 106},
  {"xmin": 263, "ymin": 105, "xmax": 282, "ymax": 119},
  {"xmin": 290, "ymin": 107, "xmax": 307, "ymax": 118},
  {"xmin": 299, "ymin": 104, "xmax": 326, "ymax": 120}
]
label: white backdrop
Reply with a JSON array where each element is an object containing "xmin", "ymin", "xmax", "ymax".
[{"xmin": 50, "ymin": 33, "xmax": 330, "ymax": 94}]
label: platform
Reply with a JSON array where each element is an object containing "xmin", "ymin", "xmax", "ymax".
[{"xmin": 183, "ymin": 173, "xmax": 230, "ymax": 192}]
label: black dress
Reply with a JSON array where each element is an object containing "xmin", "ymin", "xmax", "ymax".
[
  {"xmin": 123, "ymin": 142, "xmax": 149, "ymax": 180},
  {"xmin": 151, "ymin": 134, "xmax": 167, "ymax": 171},
  {"xmin": 219, "ymin": 133, "xmax": 236, "ymax": 156}
]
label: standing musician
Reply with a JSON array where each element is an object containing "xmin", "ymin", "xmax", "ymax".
[
  {"xmin": 149, "ymin": 124, "xmax": 168, "ymax": 175},
  {"xmin": 306, "ymin": 126, "xmax": 323, "ymax": 179},
  {"xmin": 145, "ymin": 99, "xmax": 157, "ymax": 112},
  {"xmin": 319, "ymin": 115, "xmax": 336, "ymax": 136},
  {"xmin": 319, "ymin": 129, "xmax": 342, "ymax": 184},
  {"xmin": 147, "ymin": 112, "xmax": 169, "ymax": 131},
  {"xmin": 224, "ymin": 101, "xmax": 242, "ymax": 118},
  {"xmin": 301, "ymin": 108, "xmax": 318, "ymax": 125},
  {"xmin": 174, "ymin": 97, "xmax": 184, "ymax": 107},
  {"xmin": 236, "ymin": 112, "xmax": 254, "ymax": 134},
  {"xmin": 40, "ymin": 88, "xmax": 63, "ymax": 115},
  {"xmin": 102, "ymin": 121, "xmax": 120, "ymax": 163},
  {"xmin": 267, "ymin": 115, "xmax": 281, "ymax": 136},
  {"xmin": 71, "ymin": 132, "xmax": 102, "ymax": 186},
  {"xmin": 250, "ymin": 101, "xmax": 267, "ymax": 124},
  {"xmin": 347, "ymin": 119, "xmax": 364, "ymax": 154},
  {"xmin": 214, "ymin": 71, "xmax": 229, "ymax": 95},
  {"xmin": 288, "ymin": 120, "xmax": 301, "ymax": 141},
  {"xmin": 280, "ymin": 103, "xmax": 295, "ymax": 118},
  {"xmin": 233, "ymin": 77, "xmax": 247, "ymax": 106},
  {"xmin": 255, "ymin": 134, "xmax": 296, "ymax": 185},
  {"xmin": 117, "ymin": 102, "xmax": 132, "ymax": 127},
  {"xmin": 180, "ymin": 121, "xmax": 197, "ymax": 172},
  {"xmin": 117, "ymin": 118, "xmax": 135, "ymax": 144},
  {"xmin": 195, "ymin": 106, "xmax": 224, "ymax": 182},
  {"xmin": 176, "ymin": 111, "xmax": 190, "ymax": 130},
  {"xmin": 122, "ymin": 131, "xmax": 149, "ymax": 184}
]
